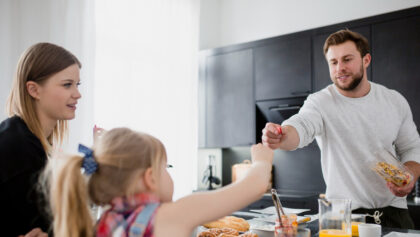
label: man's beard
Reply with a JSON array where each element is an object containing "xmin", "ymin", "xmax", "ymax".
[{"xmin": 333, "ymin": 65, "xmax": 364, "ymax": 91}]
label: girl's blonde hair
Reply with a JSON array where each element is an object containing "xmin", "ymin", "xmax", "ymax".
[
  {"xmin": 7, "ymin": 42, "xmax": 81, "ymax": 153},
  {"xmin": 43, "ymin": 127, "xmax": 166, "ymax": 237}
]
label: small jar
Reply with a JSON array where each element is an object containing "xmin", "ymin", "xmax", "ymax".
[{"xmin": 274, "ymin": 214, "xmax": 298, "ymax": 237}]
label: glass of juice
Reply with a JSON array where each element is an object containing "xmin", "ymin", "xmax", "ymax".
[
  {"xmin": 318, "ymin": 198, "xmax": 352, "ymax": 237},
  {"xmin": 350, "ymin": 214, "xmax": 366, "ymax": 236}
]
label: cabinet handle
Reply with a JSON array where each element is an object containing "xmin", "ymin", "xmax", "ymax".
[
  {"xmin": 269, "ymin": 105, "xmax": 301, "ymax": 111},
  {"xmin": 291, "ymin": 91, "xmax": 310, "ymax": 96}
]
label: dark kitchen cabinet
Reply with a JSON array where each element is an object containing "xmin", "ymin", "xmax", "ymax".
[
  {"xmin": 255, "ymin": 36, "xmax": 312, "ymax": 100},
  {"xmin": 371, "ymin": 15, "xmax": 420, "ymax": 130},
  {"xmin": 202, "ymin": 49, "xmax": 255, "ymax": 148},
  {"xmin": 312, "ymin": 26, "xmax": 371, "ymax": 92}
]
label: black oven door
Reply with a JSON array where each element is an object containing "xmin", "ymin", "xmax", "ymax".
[{"xmin": 256, "ymin": 97, "xmax": 306, "ymax": 125}]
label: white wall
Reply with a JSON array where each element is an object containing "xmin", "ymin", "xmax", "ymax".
[{"xmin": 200, "ymin": 0, "xmax": 420, "ymax": 49}]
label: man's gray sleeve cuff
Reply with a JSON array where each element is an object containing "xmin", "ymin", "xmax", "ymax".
[{"xmin": 282, "ymin": 119, "xmax": 308, "ymax": 149}]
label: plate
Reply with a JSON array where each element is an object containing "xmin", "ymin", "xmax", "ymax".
[{"xmin": 250, "ymin": 206, "xmax": 310, "ymax": 215}]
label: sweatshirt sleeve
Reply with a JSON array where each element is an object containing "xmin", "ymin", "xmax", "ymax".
[
  {"xmin": 282, "ymin": 94, "xmax": 325, "ymax": 149},
  {"xmin": 394, "ymin": 92, "xmax": 420, "ymax": 164}
]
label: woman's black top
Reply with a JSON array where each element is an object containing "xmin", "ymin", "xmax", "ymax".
[{"xmin": 0, "ymin": 116, "xmax": 50, "ymax": 236}]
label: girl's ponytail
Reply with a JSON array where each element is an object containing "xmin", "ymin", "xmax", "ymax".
[
  {"xmin": 46, "ymin": 154, "xmax": 94, "ymax": 237},
  {"xmin": 40, "ymin": 127, "xmax": 167, "ymax": 236}
]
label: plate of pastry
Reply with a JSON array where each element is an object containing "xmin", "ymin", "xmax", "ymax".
[{"xmin": 196, "ymin": 216, "xmax": 258, "ymax": 237}]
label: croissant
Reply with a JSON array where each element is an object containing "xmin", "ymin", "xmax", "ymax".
[
  {"xmin": 209, "ymin": 228, "xmax": 239, "ymax": 236},
  {"xmin": 198, "ymin": 228, "xmax": 258, "ymax": 237},
  {"xmin": 197, "ymin": 231, "xmax": 216, "ymax": 237},
  {"xmin": 217, "ymin": 234, "xmax": 237, "ymax": 237},
  {"xmin": 203, "ymin": 216, "xmax": 250, "ymax": 232}
]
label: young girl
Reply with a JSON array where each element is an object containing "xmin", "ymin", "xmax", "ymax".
[
  {"xmin": 45, "ymin": 127, "xmax": 273, "ymax": 237},
  {"xmin": 0, "ymin": 42, "xmax": 82, "ymax": 236}
]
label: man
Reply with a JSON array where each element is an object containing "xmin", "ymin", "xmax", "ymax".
[{"xmin": 262, "ymin": 29, "xmax": 420, "ymax": 229}]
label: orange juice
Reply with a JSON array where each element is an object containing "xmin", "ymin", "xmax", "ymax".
[
  {"xmin": 351, "ymin": 222, "xmax": 362, "ymax": 236},
  {"xmin": 319, "ymin": 229, "xmax": 352, "ymax": 237}
]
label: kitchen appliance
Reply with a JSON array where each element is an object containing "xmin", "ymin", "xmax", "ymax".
[
  {"xmin": 202, "ymin": 155, "xmax": 221, "ymax": 190},
  {"xmin": 256, "ymin": 97, "xmax": 306, "ymax": 126},
  {"xmin": 256, "ymin": 96, "xmax": 307, "ymax": 144}
]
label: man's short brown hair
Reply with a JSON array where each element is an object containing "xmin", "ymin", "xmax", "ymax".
[{"xmin": 323, "ymin": 29, "xmax": 370, "ymax": 57}]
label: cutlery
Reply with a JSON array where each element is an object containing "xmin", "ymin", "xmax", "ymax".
[{"xmin": 271, "ymin": 189, "xmax": 285, "ymax": 227}]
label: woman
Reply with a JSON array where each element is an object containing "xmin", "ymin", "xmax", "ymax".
[{"xmin": 0, "ymin": 42, "xmax": 82, "ymax": 236}]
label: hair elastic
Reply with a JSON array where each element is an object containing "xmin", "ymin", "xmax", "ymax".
[{"xmin": 78, "ymin": 144, "xmax": 98, "ymax": 175}]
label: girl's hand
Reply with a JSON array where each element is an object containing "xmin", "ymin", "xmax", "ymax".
[
  {"xmin": 251, "ymin": 143, "xmax": 274, "ymax": 165},
  {"xmin": 18, "ymin": 228, "xmax": 48, "ymax": 237},
  {"xmin": 93, "ymin": 125, "xmax": 105, "ymax": 143}
]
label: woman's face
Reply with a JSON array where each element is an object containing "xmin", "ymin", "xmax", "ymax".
[{"xmin": 34, "ymin": 64, "xmax": 81, "ymax": 121}]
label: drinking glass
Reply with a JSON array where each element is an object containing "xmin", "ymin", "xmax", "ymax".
[
  {"xmin": 274, "ymin": 227, "xmax": 310, "ymax": 237},
  {"xmin": 274, "ymin": 214, "xmax": 310, "ymax": 237},
  {"xmin": 318, "ymin": 198, "xmax": 352, "ymax": 237},
  {"xmin": 351, "ymin": 214, "xmax": 366, "ymax": 236}
]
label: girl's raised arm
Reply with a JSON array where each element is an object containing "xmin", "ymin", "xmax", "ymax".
[{"xmin": 155, "ymin": 144, "xmax": 273, "ymax": 236}]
